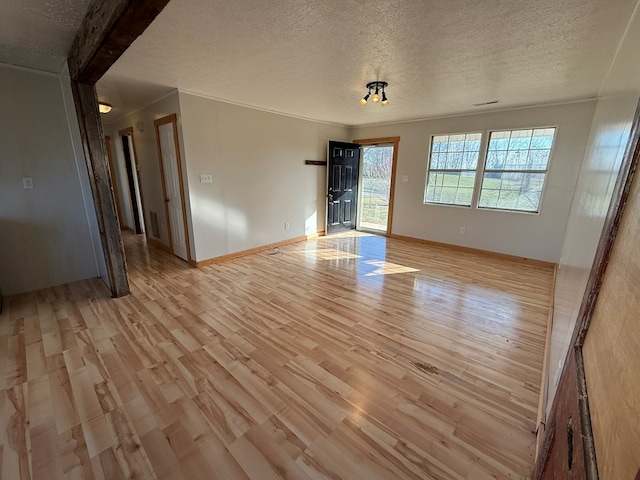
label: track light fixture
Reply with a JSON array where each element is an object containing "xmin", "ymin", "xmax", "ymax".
[{"xmin": 360, "ymin": 81, "xmax": 389, "ymax": 107}]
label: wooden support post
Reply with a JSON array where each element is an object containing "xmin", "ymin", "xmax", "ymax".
[
  {"xmin": 66, "ymin": 0, "xmax": 171, "ymax": 296},
  {"xmin": 71, "ymin": 81, "xmax": 130, "ymax": 297}
]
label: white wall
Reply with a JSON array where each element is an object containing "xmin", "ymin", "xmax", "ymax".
[
  {"xmin": 0, "ymin": 63, "xmax": 102, "ymax": 295},
  {"xmin": 350, "ymin": 102, "xmax": 596, "ymax": 262},
  {"xmin": 546, "ymin": 3, "xmax": 640, "ymax": 416},
  {"xmin": 60, "ymin": 65, "xmax": 109, "ymax": 288},
  {"xmin": 105, "ymin": 91, "xmax": 183, "ymax": 248},
  {"xmin": 178, "ymin": 92, "xmax": 350, "ymax": 261}
]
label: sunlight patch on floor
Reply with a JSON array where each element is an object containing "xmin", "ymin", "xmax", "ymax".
[{"xmin": 362, "ymin": 260, "xmax": 420, "ymax": 276}]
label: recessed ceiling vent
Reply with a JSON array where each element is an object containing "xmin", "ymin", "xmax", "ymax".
[{"xmin": 472, "ymin": 100, "xmax": 499, "ymax": 107}]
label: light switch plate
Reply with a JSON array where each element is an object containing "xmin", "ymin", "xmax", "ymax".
[
  {"xmin": 22, "ymin": 177, "xmax": 34, "ymax": 189},
  {"xmin": 200, "ymin": 174, "xmax": 213, "ymax": 184},
  {"xmin": 402, "ymin": 175, "xmax": 409, "ymax": 182}
]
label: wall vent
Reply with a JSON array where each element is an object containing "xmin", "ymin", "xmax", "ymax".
[{"xmin": 150, "ymin": 211, "xmax": 160, "ymax": 238}]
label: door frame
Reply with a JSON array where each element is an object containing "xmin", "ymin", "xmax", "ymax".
[
  {"xmin": 105, "ymin": 135, "xmax": 124, "ymax": 227},
  {"xmin": 118, "ymin": 127, "xmax": 147, "ymax": 236},
  {"xmin": 154, "ymin": 113, "xmax": 192, "ymax": 264},
  {"xmin": 533, "ymin": 101, "xmax": 640, "ymax": 478},
  {"xmin": 352, "ymin": 136, "xmax": 400, "ymax": 237}
]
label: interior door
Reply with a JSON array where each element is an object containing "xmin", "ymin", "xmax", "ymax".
[
  {"xmin": 327, "ymin": 141, "xmax": 361, "ymax": 235},
  {"xmin": 156, "ymin": 119, "xmax": 189, "ymax": 261}
]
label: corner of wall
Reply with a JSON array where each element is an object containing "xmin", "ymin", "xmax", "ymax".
[{"xmin": 59, "ymin": 62, "xmax": 109, "ymax": 287}]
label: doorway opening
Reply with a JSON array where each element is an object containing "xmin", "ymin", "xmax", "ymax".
[
  {"xmin": 354, "ymin": 137, "xmax": 400, "ymax": 236},
  {"xmin": 119, "ymin": 127, "xmax": 146, "ymax": 235},
  {"xmin": 105, "ymin": 135, "xmax": 124, "ymax": 228}
]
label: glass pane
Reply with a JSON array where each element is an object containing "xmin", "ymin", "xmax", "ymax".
[
  {"xmin": 505, "ymin": 149, "xmax": 529, "ymax": 170},
  {"xmin": 448, "ymin": 134, "xmax": 466, "ymax": 152},
  {"xmin": 446, "ymin": 152, "xmax": 464, "ymax": 169},
  {"xmin": 527, "ymin": 148, "xmax": 551, "ymax": 170},
  {"xmin": 428, "ymin": 132, "xmax": 482, "ymax": 171},
  {"xmin": 486, "ymin": 150, "xmax": 507, "ymax": 170},
  {"xmin": 426, "ymin": 132, "xmax": 482, "ymax": 206},
  {"xmin": 508, "ymin": 130, "xmax": 533, "ymax": 150},
  {"xmin": 488, "ymin": 131, "xmax": 510, "ymax": 151},
  {"xmin": 462, "ymin": 150, "xmax": 479, "ymax": 169},
  {"xmin": 464, "ymin": 133, "xmax": 482, "ymax": 153},
  {"xmin": 360, "ymin": 145, "xmax": 393, "ymax": 230},
  {"xmin": 432, "ymin": 136, "xmax": 448, "ymax": 153},
  {"xmin": 531, "ymin": 128, "xmax": 555, "ymax": 149},
  {"xmin": 431, "ymin": 152, "xmax": 446, "ymax": 169},
  {"xmin": 425, "ymin": 171, "xmax": 475, "ymax": 206},
  {"xmin": 478, "ymin": 172, "xmax": 546, "ymax": 212},
  {"xmin": 487, "ymin": 128, "xmax": 555, "ymax": 171}
]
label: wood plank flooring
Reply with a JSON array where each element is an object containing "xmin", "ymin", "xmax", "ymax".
[{"xmin": 0, "ymin": 232, "xmax": 553, "ymax": 479}]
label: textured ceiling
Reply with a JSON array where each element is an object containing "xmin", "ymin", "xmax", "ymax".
[
  {"xmin": 5, "ymin": 0, "xmax": 635, "ymax": 125},
  {"xmin": 99, "ymin": 0, "xmax": 637, "ymax": 126},
  {"xmin": 0, "ymin": 0, "xmax": 91, "ymax": 72}
]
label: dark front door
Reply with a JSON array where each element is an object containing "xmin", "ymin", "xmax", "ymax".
[{"xmin": 327, "ymin": 141, "xmax": 361, "ymax": 235}]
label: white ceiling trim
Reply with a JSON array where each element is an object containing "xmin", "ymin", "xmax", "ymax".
[
  {"xmin": 0, "ymin": 60, "xmax": 61, "ymax": 77},
  {"xmin": 103, "ymin": 88, "xmax": 181, "ymax": 126},
  {"xmin": 107, "ymin": 87, "xmax": 601, "ymax": 130},
  {"xmin": 346, "ymin": 97, "xmax": 598, "ymax": 129},
  {"xmin": 176, "ymin": 88, "xmax": 349, "ymax": 128}
]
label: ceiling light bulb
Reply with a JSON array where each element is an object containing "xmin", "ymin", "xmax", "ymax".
[
  {"xmin": 381, "ymin": 92, "xmax": 389, "ymax": 106},
  {"xmin": 99, "ymin": 103, "xmax": 112, "ymax": 114},
  {"xmin": 372, "ymin": 86, "xmax": 380, "ymax": 103},
  {"xmin": 360, "ymin": 93, "xmax": 370, "ymax": 105}
]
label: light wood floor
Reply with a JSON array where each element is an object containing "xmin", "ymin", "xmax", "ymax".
[{"xmin": 0, "ymin": 232, "xmax": 553, "ymax": 479}]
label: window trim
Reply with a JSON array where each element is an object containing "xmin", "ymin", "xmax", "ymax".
[
  {"xmin": 423, "ymin": 131, "xmax": 484, "ymax": 208},
  {"xmin": 477, "ymin": 126, "xmax": 558, "ymax": 214}
]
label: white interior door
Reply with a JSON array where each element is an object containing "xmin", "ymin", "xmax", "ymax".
[{"xmin": 158, "ymin": 122, "xmax": 188, "ymax": 261}]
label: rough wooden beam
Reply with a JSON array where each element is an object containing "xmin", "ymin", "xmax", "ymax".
[
  {"xmin": 68, "ymin": 0, "xmax": 171, "ymax": 83},
  {"xmin": 66, "ymin": 0, "xmax": 170, "ymax": 295},
  {"xmin": 71, "ymin": 82, "xmax": 130, "ymax": 297}
]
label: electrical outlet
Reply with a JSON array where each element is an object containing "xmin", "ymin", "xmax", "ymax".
[
  {"xmin": 200, "ymin": 174, "xmax": 213, "ymax": 183},
  {"xmin": 459, "ymin": 227, "xmax": 465, "ymax": 235},
  {"xmin": 402, "ymin": 175, "xmax": 409, "ymax": 182},
  {"xmin": 22, "ymin": 177, "xmax": 34, "ymax": 189}
]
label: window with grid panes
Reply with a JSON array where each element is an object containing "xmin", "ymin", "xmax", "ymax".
[
  {"xmin": 478, "ymin": 128, "xmax": 556, "ymax": 213},
  {"xmin": 424, "ymin": 132, "xmax": 482, "ymax": 206}
]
